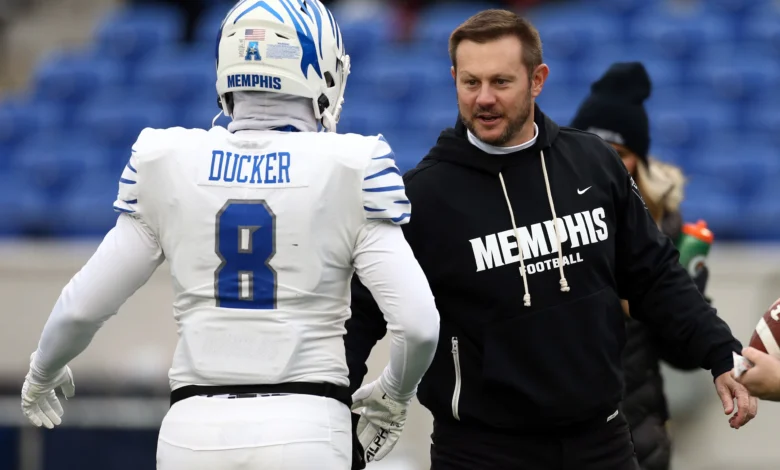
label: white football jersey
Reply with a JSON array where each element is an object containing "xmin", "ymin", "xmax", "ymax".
[{"xmin": 113, "ymin": 126, "xmax": 410, "ymax": 391}]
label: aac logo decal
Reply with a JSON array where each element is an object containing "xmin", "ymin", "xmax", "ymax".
[{"xmin": 245, "ymin": 41, "xmax": 261, "ymax": 61}]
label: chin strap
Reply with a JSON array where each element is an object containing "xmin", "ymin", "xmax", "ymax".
[
  {"xmin": 211, "ymin": 110, "xmax": 223, "ymax": 128},
  {"xmin": 321, "ymin": 55, "xmax": 351, "ymax": 133},
  {"xmin": 321, "ymin": 110, "xmax": 337, "ymax": 133}
]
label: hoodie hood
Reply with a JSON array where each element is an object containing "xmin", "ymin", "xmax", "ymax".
[{"xmin": 423, "ymin": 103, "xmax": 560, "ymax": 176}]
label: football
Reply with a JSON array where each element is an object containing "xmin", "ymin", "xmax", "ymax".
[{"xmin": 749, "ymin": 297, "xmax": 780, "ymax": 359}]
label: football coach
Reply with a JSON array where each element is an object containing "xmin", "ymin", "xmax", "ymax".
[{"xmin": 344, "ymin": 8, "xmax": 757, "ymax": 470}]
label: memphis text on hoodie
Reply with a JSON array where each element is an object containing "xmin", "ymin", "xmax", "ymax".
[{"xmin": 470, "ymin": 209, "xmax": 608, "ymax": 273}]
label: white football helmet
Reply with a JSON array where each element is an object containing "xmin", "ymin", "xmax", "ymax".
[{"xmin": 216, "ymin": 0, "xmax": 350, "ymax": 131}]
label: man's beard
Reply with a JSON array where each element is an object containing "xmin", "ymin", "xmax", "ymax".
[{"xmin": 461, "ymin": 91, "xmax": 533, "ymax": 146}]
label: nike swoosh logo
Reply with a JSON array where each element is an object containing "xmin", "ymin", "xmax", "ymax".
[{"xmin": 577, "ymin": 186, "xmax": 592, "ymax": 195}]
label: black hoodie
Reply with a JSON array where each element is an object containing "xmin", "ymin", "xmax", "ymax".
[{"xmin": 345, "ymin": 105, "xmax": 741, "ymax": 432}]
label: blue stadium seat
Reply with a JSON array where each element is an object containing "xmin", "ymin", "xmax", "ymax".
[
  {"xmin": 337, "ymin": 100, "xmax": 399, "ymax": 137},
  {"xmin": 195, "ymin": 4, "xmax": 231, "ymax": 45},
  {"xmin": 542, "ymin": 57, "xmax": 578, "ymax": 92},
  {"xmin": 94, "ymin": 5, "xmax": 185, "ymax": 63},
  {"xmin": 390, "ymin": 136, "xmax": 431, "ymax": 173},
  {"xmin": 649, "ymin": 100, "xmax": 733, "ymax": 154},
  {"xmin": 746, "ymin": 104, "xmax": 780, "ymax": 148},
  {"xmin": 742, "ymin": 6, "xmax": 780, "ymax": 58},
  {"xmin": 333, "ymin": 4, "xmax": 395, "ymax": 67},
  {"xmin": 537, "ymin": 89, "xmax": 582, "ymax": 127},
  {"xmin": 55, "ymin": 173, "xmax": 121, "ymax": 236},
  {"xmin": 0, "ymin": 174, "xmax": 50, "ymax": 236},
  {"xmin": 629, "ymin": 5, "xmax": 734, "ymax": 61},
  {"xmin": 686, "ymin": 136, "xmax": 779, "ymax": 200},
  {"xmin": 691, "ymin": 53, "xmax": 780, "ymax": 105},
  {"xmin": 358, "ymin": 50, "xmax": 450, "ymax": 104},
  {"xmin": 592, "ymin": 0, "xmax": 660, "ymax": 18},
  {"xmin": 528, "ymin": 5, "xmax": 622, "ymax": 62},
  {"xmin": 740, "ymin": 182, "xmax": 780, "ymax": 240},
  {"xmin": 137, "ymin": 49, "xmax": 215, "ymax": 103},
  {"xmin": 10, "ymin": 133, "xmax": 113, "ymax": 195},
  {"xmin": 577, "ymin": 51, "xmax": 683, "ymax": 96},
  {"xmin": 33, "ymin": 50, "xmax": 122, "ymax": 104},
  {"xmin": 74, "ymin": 97, "xmax": 177, "ymax": 150},
  {"xmin": 407, "ymin": 100, "xmax": 457, "ymax": 144},
  {"xmin": 679, "ymin": 175, "xmax": 742, "ymax": 238},
  {"xmin": 179, "ymin": 102, "xmax": 229, "ymax": 131},
  {"xmin": 707, "ymin": 0, "xmax": 773, "ymax": 15},
  {"xmin": 414, "ymin": 2, "xmax": 505, "ymax": 53},
  {"xmin": 0, "ymin": 97, "xmax": 65, "ymax": 148}
]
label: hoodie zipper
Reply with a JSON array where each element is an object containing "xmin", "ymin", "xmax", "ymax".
[{"xmin": 451, "ymin": 336, "xmax": 461, "ymax": 421}]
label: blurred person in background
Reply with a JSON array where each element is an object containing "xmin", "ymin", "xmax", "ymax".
[
  {"xmin": 19, "ymin": 1, "xmax": 440, "ymax": 468},
  {"xmin": 345, "ymin": 9, "xmax": 756, "ymax": 470},
  {"xmin": 570, "ymin": 62, "xmax": 713, "ymax": 470}
]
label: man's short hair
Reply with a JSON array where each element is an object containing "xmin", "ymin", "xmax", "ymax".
[{"xmin": 449, "ymin": 9, "xmax": 543, "ymax": 74}]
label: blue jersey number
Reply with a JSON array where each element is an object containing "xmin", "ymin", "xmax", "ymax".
[{"xmin": 215, "ymin": 200, "xmax": 277, "ymax": 309}]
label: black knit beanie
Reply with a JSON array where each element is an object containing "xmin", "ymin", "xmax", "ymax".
[{"xmin": 570, "ymin": 62, "xmax": 652, "ymax": 162}]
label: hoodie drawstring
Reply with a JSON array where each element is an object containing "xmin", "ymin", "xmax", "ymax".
[
  {"xmin": 499, "ymin": 172, "xmax": 531, "ymax": 307},
  {"xmin": 498, "ymin": 150, "xmax": 570, "ymax": 308},
  {"xmin": 539, "ymin": 149, "xmax": 571, "ymax": 295}
]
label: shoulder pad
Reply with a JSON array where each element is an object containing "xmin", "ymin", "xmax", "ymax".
[{"xmin": 361, "ymin": 135, "xmax": 410, "ymax": 225}]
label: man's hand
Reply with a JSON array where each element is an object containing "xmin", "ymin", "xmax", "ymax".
[
  {"xmin": 351, "ymin": 379, "xmax": 409, "ymax": 463},
  {"xmin": 715, "ymin": 369, "xmax": 757, "ymax": 429},
  {"xmin": 21, "ymin": 353, "xmax": 75, "ymax": 429},
  {"xmin": 734, "ymin": 347, "xmax": 780, "ymax": 402}
]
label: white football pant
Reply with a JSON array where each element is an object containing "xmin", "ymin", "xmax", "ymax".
[{"xmin": 156, "ymin": 394, "xmax": 351, "ymax": 469}]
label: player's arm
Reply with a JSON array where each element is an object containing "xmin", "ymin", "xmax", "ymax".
[
  {"xmin": 611, "ymin": 148, "xmax": 739, "ymax": 379},
  {"xmin": 345, "ymin": 276, "xmax": 389, "ymax": 395},
  {"xmin": 610, "ymin": 144, "xmax": 756, "ymax": 428},
  {"xmin": 352, "ymin": 222, "xmax": 439, "ymax": 402},
  {"xmin": 348, "ymin": 136, "xmax": 439, "ymax": 462},
  {"xmin": 23, "ymin": 134, "xmax": 166, "ymax": 429},
  {"xmin": 351, "ymin": 135, "xmax": 438, "ymax": 402},
  {"xmin": 31, "ymin": 214, "xmax": 164, "ymax": 377},
  {"xmin": 32, "ymin": 132, "xmax": 166, "ymax": 378}
]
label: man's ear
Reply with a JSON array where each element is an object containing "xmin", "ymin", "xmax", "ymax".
[{"xmin": 531, "ymin": 64, "xmax": 549, "ymax": 98}]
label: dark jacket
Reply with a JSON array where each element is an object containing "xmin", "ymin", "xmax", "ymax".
[
  {"xmin": 622, "ymin": 211, "xmax": 709, "ymax": 470},
  {"xmin": 345, "ymin": 105, "xmax": 741, "ymax": 434}
]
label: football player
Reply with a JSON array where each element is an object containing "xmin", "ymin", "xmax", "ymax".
[{"xmin": 20, "ymin": 1, "xmax": 439, "ymax": 468}]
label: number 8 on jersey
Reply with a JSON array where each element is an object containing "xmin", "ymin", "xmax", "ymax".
[{"xmin": 215, "ymin": 199, "xmax": 277, "ymax": 310}]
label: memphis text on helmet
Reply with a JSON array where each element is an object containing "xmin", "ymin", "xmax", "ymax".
[{"xmin": 226, "ymin": 73, "xmax": 282, "ymax": 91}]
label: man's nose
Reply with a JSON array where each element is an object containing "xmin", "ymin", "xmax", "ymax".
[{"xmin": 475, "ymin": 85, "xmax": 496, "ymax": 107}]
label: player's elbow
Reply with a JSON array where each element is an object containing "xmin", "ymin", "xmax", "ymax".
[{"xmin": 402, "ymin": 303, "xmax": 440, "ymax": 356}]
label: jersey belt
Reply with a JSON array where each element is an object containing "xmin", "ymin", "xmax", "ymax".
[{"xmin": 170, "ymin": 382, "xmax": 352, "ymax": 408}]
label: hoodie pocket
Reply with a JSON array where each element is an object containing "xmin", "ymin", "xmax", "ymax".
[{"xmin": 481, "ymin": 287, "xmax": 625, "ymax": 420}]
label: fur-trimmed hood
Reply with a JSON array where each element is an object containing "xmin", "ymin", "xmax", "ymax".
[{"xmin": 635, "ymin": 157, "xmax": 686, "ymax": 214}]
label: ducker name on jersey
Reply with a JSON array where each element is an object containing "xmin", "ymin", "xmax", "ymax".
[{"xmin": 201, "ymin": 149, "xmax": 304, "ymax": 188}]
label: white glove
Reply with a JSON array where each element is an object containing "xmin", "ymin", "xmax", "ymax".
[
  {"xmin": 351, "ymin": 379, "xmax": 409, "ymax": 463},
  {"xmin": 21, "ymin": 353, "xmax": 75, "ymax": 429}
]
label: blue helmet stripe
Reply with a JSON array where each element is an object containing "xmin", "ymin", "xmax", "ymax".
[
  {"xmin": 334, "ymin": 15, "xmax": 341, "ymax": 51},
  {"xmin": 279, "ymin": 0, "xmax": 322, "ymax": 79},
  {"xmin": 301, "ymin": 0, "xmax": 324, "ymax": 59},
  {"xmin": 325, "ymin": 6, "xmax": 335, "ymax": 38},
  {"xmin": 297, "ymin": 0, "xmax": 313, "ymax": 20},
  {"xmin": 234, "ymin": 1, "xmax": 285, "ymax": 24}
]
